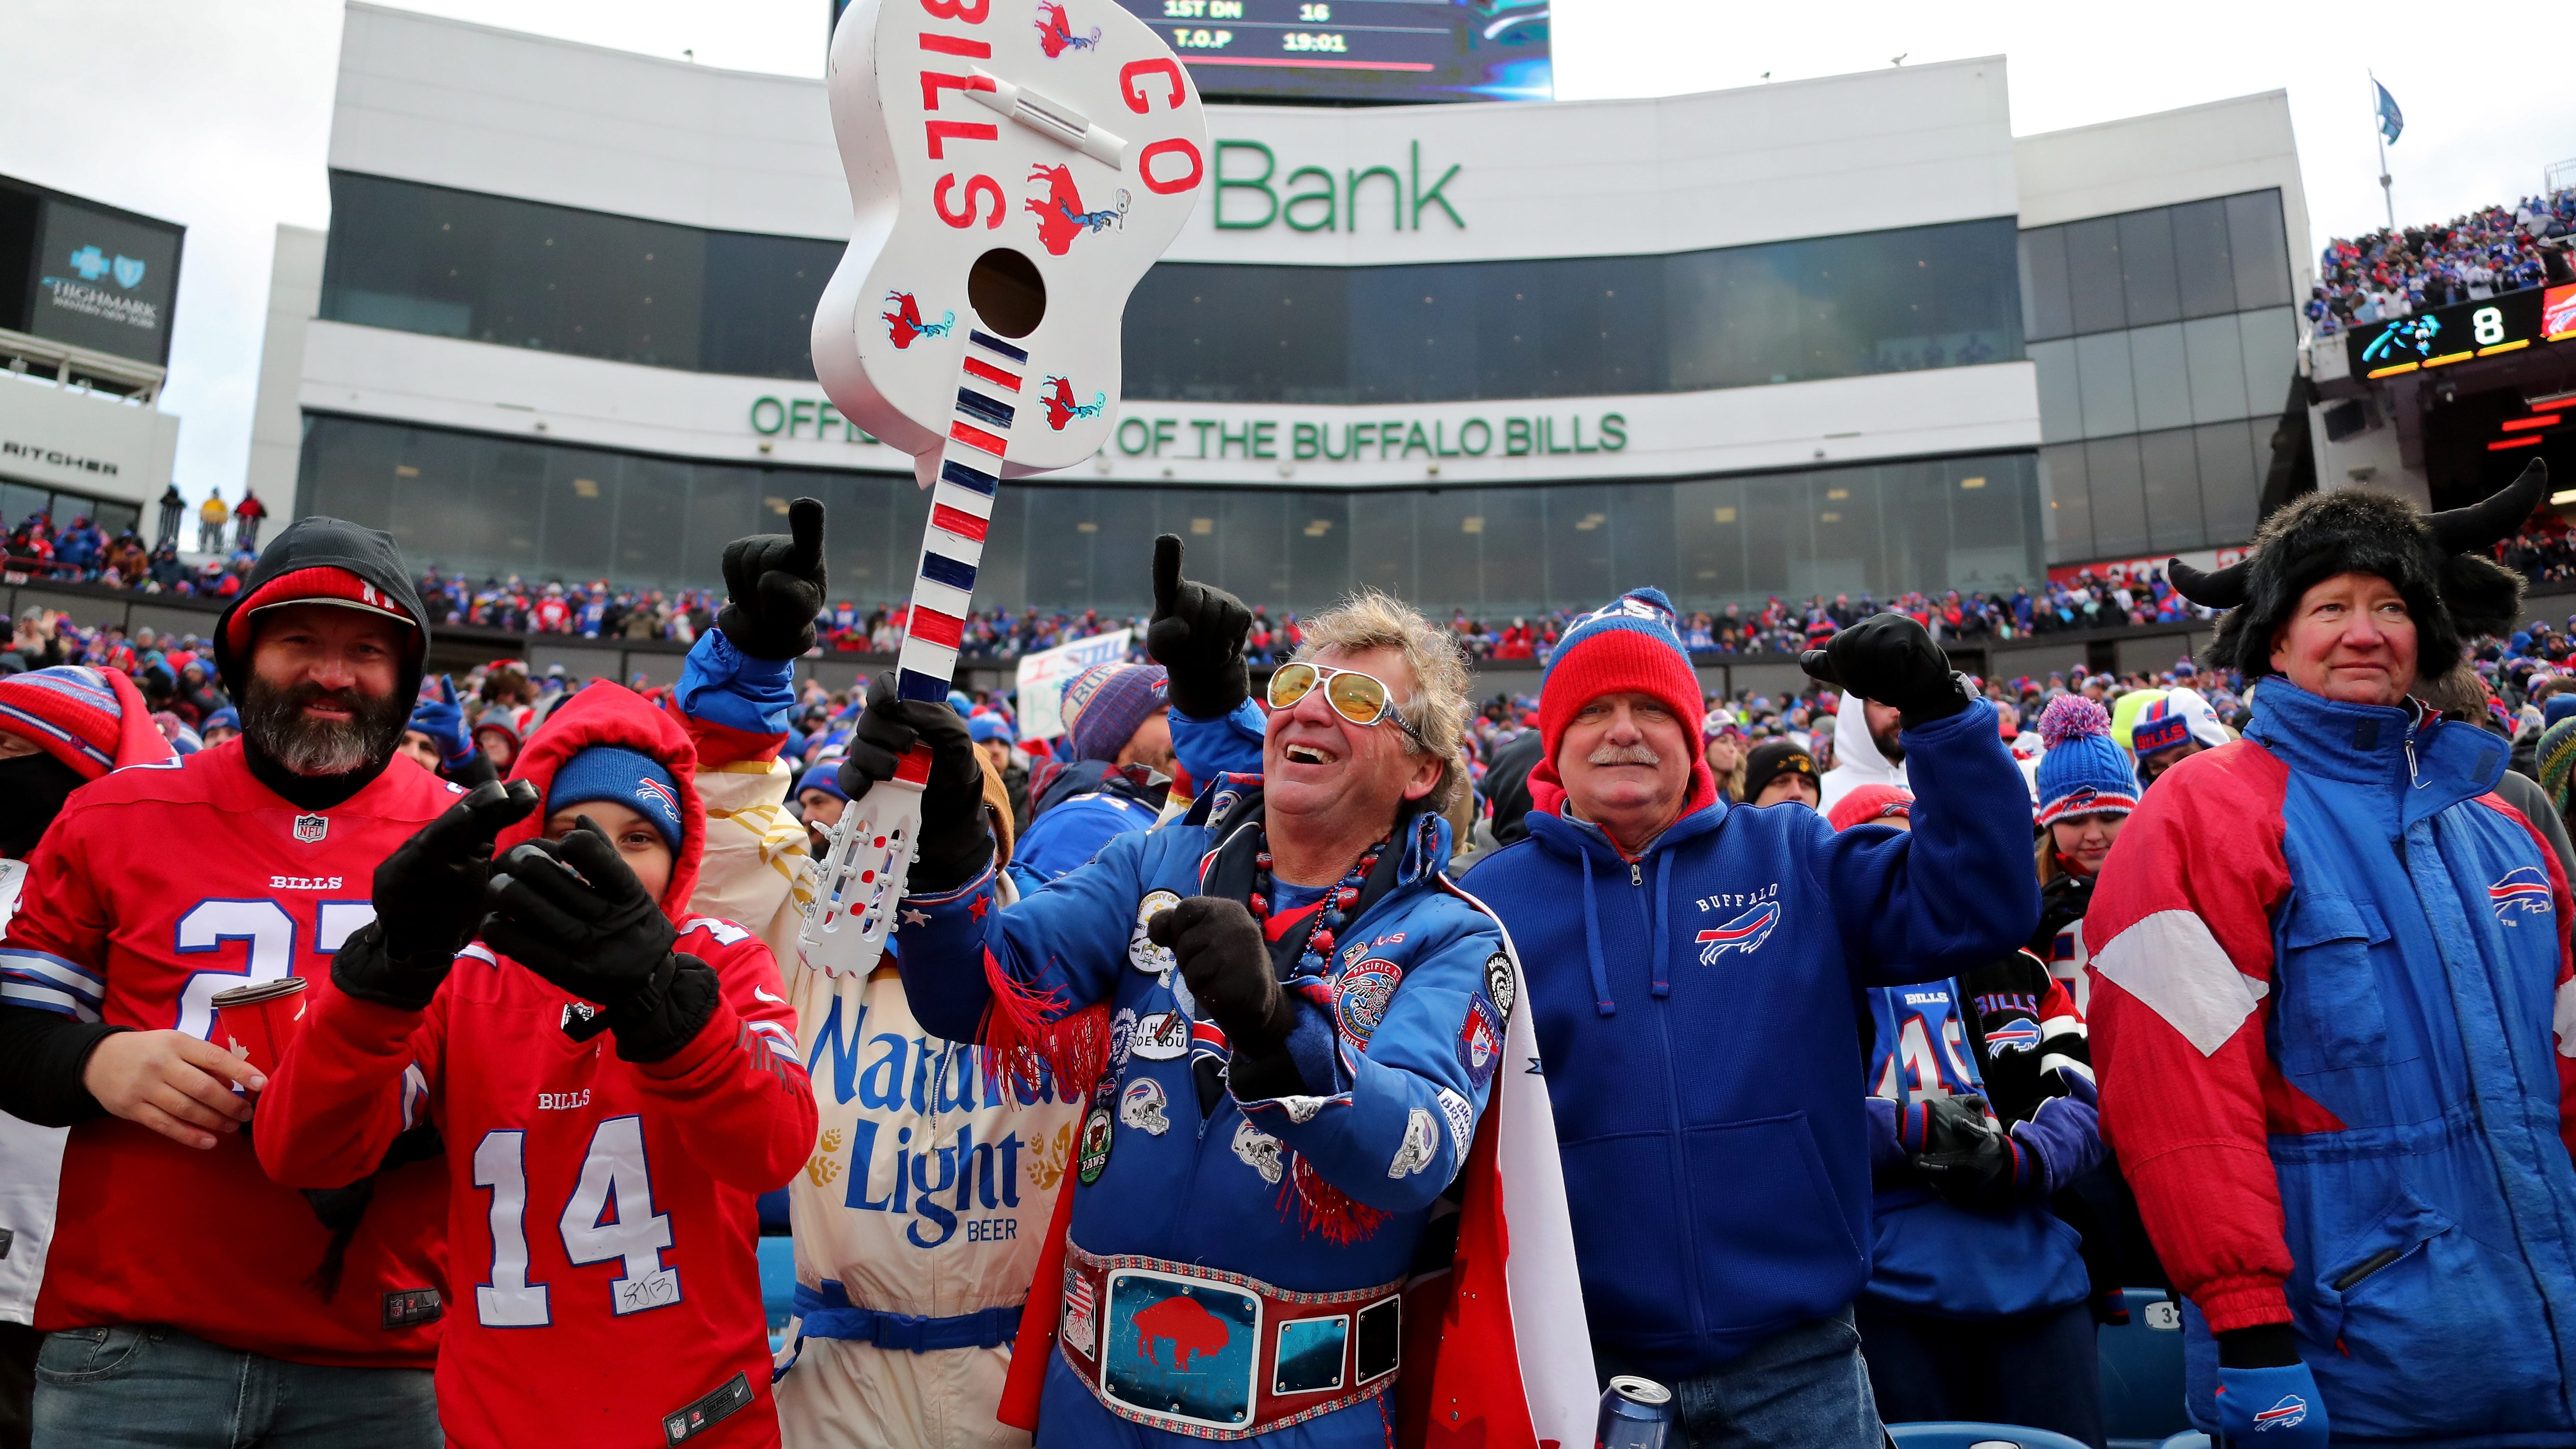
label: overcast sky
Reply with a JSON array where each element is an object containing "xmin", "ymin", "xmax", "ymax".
[{"xmin": 2, "ymin": 0, "xmax": 2569, "ymax": 509}]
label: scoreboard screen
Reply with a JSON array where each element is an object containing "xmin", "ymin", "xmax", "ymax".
[
  {"xmin": 1105, "ymin": 0, "xmax": 1549, "ymax": 105},
  {"xmin": 2347, "ymin": 284, "xmax": 2576, "ymax": 379}
]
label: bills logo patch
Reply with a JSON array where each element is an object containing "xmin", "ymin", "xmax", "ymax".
[
  {"xmin": 1696, "ymin": 902, "xmax": 1781, "ymax": 962},
  {"xmin": 2251, "ymin": 1394, "xmax": 2309, "ymax": 1430},
  {"xmin": 2490, "ymin": 865, "xmax": 2553, "ymax": 923},
  {"xmin": 292, "ymin": 813, "xmax": 328, "ymax": 843},
  {"xmin": 1457, "ymin": 997, "xmax": 1503, "ymax": 1089},
  {"xmin": 1985, "ymin": 1017, "xmax": 2042, "ymax": 1054}
]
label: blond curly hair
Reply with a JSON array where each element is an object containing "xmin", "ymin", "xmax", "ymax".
[{"xmin": 1291, "ymin": 589, "xmax": 1471, "ymax": 814}]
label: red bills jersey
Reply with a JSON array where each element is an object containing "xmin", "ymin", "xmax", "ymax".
[
  {"xmin": 0, "ymin": 743, "xmax": 464, "ymax": 1368},
  {"xmin": 259, "ymin": 915, "xmax": 814, "ymax": 1449}
]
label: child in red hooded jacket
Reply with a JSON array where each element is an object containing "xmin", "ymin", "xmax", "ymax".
[{"xmin": 258, "ymin": 682, "xmax": 816, "ymax": 1449}]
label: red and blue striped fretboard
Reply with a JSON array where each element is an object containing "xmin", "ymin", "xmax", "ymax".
[{"xmin": 895, "ymin": 326, "xmax": 1029, "ymax": 702}]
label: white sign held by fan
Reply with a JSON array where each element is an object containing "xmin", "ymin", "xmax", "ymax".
[{"xmin": 797, "ymin": 0, "xmax": 1207, "ymax": 977}]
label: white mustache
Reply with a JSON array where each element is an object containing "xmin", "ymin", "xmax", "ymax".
[{"xmin": 1586, "ymin": 743, "xmax": 1662, "ymax": 766}]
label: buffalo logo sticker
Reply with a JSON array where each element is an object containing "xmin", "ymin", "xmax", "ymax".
[
  {"xmin": 292, "ymin": 813, "xmax": 328, "ymax": 843},
  {"xmin": 1027, "ymin": 164, "xmax": 1129, "ymax": 256},
  {"xmin": 2490, "ymin": 864, "xmax": 2554, "ymax": 923},
  {"xmin": 1120, "ymin": 1078, "xmax": 1171, "ymax": 1136},
  {"xmin": 1033, "ymin": 0, "xmax": 1100, "ymax": 56},
  {"xmin": 1231, "ymin": 1119, "xmax": 1283, "ymax": 1184},
  {"xmin": 1130, "ymin": 890, "xmax": 1182, "ymax": 973},
  {"xmin": 1062, "ymin": 1267, "xmax": 1099, "ymax": 1357},
  {"xmin": 1457, "ymin": 997, "xmax": 1503, "ymax": 1090},
  {"xmin": 1041, "ymin": 375, "xmax": 1107, "ymax": 431},
  {"xmin": 1076, "ymin": 1104, "xmax": 1114, "ymax": 1186},
  {"xmin": 1696, "ymin": 901, "xmax": 1781, "ymax": 962},
  {"xmin": 1334, "ymin": 959, "xmax": 1402, "ymax": 1050},
  {"xmin": 1482, "ymin": 950, "xmax": 1516, "ymax": 1022},
  {"xmin": 882, "ymin": 290, "xmax": 955, "ymax": 349},
  {"xmin": 1435, "ymin": 1087, "xmax": 1474, "ymax": 1159},
  {"xmin": 1386, "ymin": 1107, "xmax": 1438, "ymax": 1179},
  {"xmin": 1130, "ymin": 1010, "xmax": 1189, "ymax": 1061},
  {"xmin": 1985, "ymin": 1017, "xmax": 2043, "ymax": 1054}
]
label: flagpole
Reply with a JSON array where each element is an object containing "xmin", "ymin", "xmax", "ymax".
[{"xmin": 2372, "ymin": 70, "xmax": 2396, "ymax": 231}]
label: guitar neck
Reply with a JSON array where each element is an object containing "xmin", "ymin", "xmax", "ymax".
[{"xmin": 893, "ymin": 325, "xmax": 1033, "ymax": 703}]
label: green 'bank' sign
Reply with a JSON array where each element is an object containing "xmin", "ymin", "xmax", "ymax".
[{"xmin": 1211, "ymin": 140, "xmax": 1462, "ymax": 232}]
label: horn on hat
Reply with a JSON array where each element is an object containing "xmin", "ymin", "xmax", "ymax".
[
  {"xmin": 2167, "ymin": 556, "xmax": 2251, "ymax": 609},
  {"xmin": 2429, "ymin": 458, "xmax": 2549, "ymax": 554}
]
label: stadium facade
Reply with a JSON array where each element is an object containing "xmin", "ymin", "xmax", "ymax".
[{"xmin": 258, "ymin": 3, "xmax": 2312, "ymax": 621}]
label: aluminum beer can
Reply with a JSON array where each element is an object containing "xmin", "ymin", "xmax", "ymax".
[{"xmin": 1596, "ymin": 1375, "xmax": 1674, "ymax": 1449}]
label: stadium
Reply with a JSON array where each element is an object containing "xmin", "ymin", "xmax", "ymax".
[{"xmin": 13, "ymin": 6, "xmax": 2576, "ymax": 1449}]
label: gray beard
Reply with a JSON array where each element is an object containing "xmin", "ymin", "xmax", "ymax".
[
  {"xmin": 241, "ymin": 676, "xmax": 408, "ymax": 777},
  {"xmin": 1873, "ymin": 730, "xmax": 1905, "ymax": 766}
]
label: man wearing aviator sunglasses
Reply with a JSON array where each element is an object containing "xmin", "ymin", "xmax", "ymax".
[{"xmin": 840, "ymin": 537, "xmax": 1564, "ymax": 1447}]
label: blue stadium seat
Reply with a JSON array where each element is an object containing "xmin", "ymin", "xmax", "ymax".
[
  {"xmin": 1887, "ymin": 1424, "xmax": 2094, "ymax": 1449},
  {"xmin": 2099, "ymin": 1287, "xmax": 2191, "ymax": 1448},
  {"xmin": 758, "ymin": 1236, "xmax": 799, "ymax": 1353}
]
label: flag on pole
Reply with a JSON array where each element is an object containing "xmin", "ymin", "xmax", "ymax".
[{"xmin": 2375, "ymin": 80, "xmax": 2405, "ymax": 144}]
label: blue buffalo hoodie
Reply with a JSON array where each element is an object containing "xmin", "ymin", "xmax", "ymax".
[{"xmin": 1462, "ymin": 700, "xmax": 2039, "ymax": 1379}]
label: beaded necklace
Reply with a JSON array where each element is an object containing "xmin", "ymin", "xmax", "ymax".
[{"xmin": 1248, "ymin": 829, "xmax": 1389, "ymax": 975}]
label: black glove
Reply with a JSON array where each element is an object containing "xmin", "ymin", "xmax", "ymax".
[
  {"xmin": 1146, "ymin": 535, "xmax": 1252, "ymax": 720},
  {"xmin": 601, "ymin": 951, "xmax": 722, "ymax": 1064},
  {"xmin": 482, "ymin": 825, "xmax": 678, "ymax": 1010},
  {"xmin": 336, "ymin": 779, "xmax": 541, "ymax": 1010},
  {"xmin": 715, "ymin": 497, "xmax": 826, "ymax": 660},
  {"xmin": 835, "ymin": 672, "xmax": 992, "ymax": 892},
  {"xmin": 1148, "ymin": 897, "xmax": 1295, "ymax": 1058},
  {"xmin": 1910, "ymin": 1093, "xmax": 2017, "ymax": 1211},
  {"xmin": 2034, "ymin": 872, "xmax": 2094, "ymax": 950},
  {"xmin": 1800, "ymin": 613, "xmax": 1972, "ymax": 723}
]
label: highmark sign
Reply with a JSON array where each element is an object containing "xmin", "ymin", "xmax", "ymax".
[{"xmin": 748, "ymin": 395, "xmax": 1625, "ymax": 463}]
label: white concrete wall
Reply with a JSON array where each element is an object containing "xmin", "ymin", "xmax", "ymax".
[
  {"xmin": 2015, "ymin": 90, "xmax": 2314, "ymax": 298},
  {"xmin": 243, "ymin": 224, "xmax": 327, "ymax": 525},
  {"xmin": 0, "ymin": 376, "xmax": 180, "ymax": 508}
]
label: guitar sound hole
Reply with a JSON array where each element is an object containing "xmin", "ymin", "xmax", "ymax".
[{"xmin": 967, "ymin": 248, "xmax": 1047, "ymax": 338}]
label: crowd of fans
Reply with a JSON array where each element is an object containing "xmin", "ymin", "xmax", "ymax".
[{"xmin": 2307, "ymin": 187, "xmax": 2576, "ymax": 336}]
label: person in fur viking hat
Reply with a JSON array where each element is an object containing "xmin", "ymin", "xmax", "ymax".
[{"xmin": 2085, "ymin": 460, "xmax": 2576, "ymax": 1448}]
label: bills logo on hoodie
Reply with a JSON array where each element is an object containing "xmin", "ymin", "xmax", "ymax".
[
  {"xmin": 1696, "ymin": 901, "xmax": 1780, "ymax": 963},
  {"xmin": 2489, "ymin": 865, "xmax": 2553, "ymax": 923}
]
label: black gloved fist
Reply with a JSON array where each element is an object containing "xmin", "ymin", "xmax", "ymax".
[
  {"xmin": 1148, "ymin": 897, "xmax": 1294, "ymax": 1058},
  {"xmin": 836, "ymin": 672, "xmax": 992, "ymax": 892},
  {"xmin": 1800, "ymin": 613, "xmax": 1972, "ymax": 723},
  {"xmin": 482, "ymin": 823, "xmax": 678, "ymax": 1009},
  {"xmin": 338, "ymin": 779, "xmax": 542, "ymax": 1009},
  {"xmin": 716, "ymin": 496, "xmax": 826, "ymax": 660},
  {"xmin": 1910, "ymin": 1093, "xmax": 2018, "ymax": 1211},
  {"xmin": 1146, "ymin": 535, "xmax": 1252, "ymax": 720},
  {"xmin": 2035, "ymin": 872, "xmax": 2095, "ymax": 949}
]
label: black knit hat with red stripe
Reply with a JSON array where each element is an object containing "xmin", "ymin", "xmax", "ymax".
[{"xmin": 211, "ymin": 516, "xmax": 431, "ymax": 705}]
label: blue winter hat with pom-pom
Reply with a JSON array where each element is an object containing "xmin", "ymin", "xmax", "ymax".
[{"xmin": 2034, "ymin": 694, "xmax": 2140, "ymax": 827}]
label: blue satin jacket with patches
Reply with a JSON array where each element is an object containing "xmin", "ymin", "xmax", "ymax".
[{"xmin": 892, "ymin": 794, "xmax": 1504, "ymax": 1297}]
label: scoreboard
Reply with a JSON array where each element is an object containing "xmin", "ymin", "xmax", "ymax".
[
  {"xmin": 2347, "ymin": 283, "xmax": 2576, "ymax": 379},
  {"xmin": 1106, "ymin": 0, "xmax": 1550, "ymax": 104}
]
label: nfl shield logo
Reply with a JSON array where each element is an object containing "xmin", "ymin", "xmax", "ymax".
[{"xmin": 292, "ymin": 814, "xmax": 328, "ymax": 843}]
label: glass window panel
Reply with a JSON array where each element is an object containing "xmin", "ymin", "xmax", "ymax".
[
  {"xmin": 1125, "ymin": 262, "xmax": 1353, "ymax": 404},
  {"xmin": 2196, "ymin": 419, "xmax": 2263, "ymax": 545},
  {"xmin": 299, "ymin": 416, "xmax": 397, "ymax": 532},
  {"xmin": 2019, "ymin": 226, "xmax": 2074, "ymax": 343},
  {"xmin": 2182, "ymin": 316, "xmax": 2252, "ymax": 424},
  {"xmin": 614, "ymin": 457, "xmax": 691, "ymax": 591},
  {"xmin": 2041, "ymin": 441, "xmax": 2092, "ymax": 565},
  {"xmin": 388, "ymin": 427, "xmax": 490, "ymax": 576},
  {"xmin": 1884, "ymin": 461, "xmax": 1952, "ymax": 599},
  {"xmin": 1798, "ymin": 466, "xmax": 1882, "ymax": 599},
  {"xmin": 682, "ymin": 468, "xmax": 762, "ymax": 587},
  {"xmin": 1350, "ymin": 491, "xmax": 1416, "ymax": 598},
  {"xmin": 468, "ymin": 442, "xmax": 547, "ymax": 576},
  {"xmin": 1474, "ymin": 257, "xmax": 1665, "ymax": 400},
  {"xmin": 1349, "ymin": 264, "xmax": 1478, "ymax": 404},
  {"xmin": 1024, "ymin": 489, "xmax": 1098, "ymax": 606},
  {"xmin": 1472, "ymin": 486, "xmax": 1549, "ymax": 618},
  {"xmin": 1416, "ymin": 489, "xmax": 1483, "ymax": 614},
  {"xmin": 2226, "ymin": 190, "xmax": 2293, "ymax": 310},
  {"xmin": 2138, "ymin": 426, "xmax": 2206, "ymax": 553},
  {"xmin": 1949, "ymin": 454, "xmax": 2036, "ymax": 593},
  {"xmin": 1216, "ymin": 490, "xmax": 1289, "ymax": 604},
  {"xmin": 2118, "ymin": 208, "xmax": 2183, "ymax": 328},
  {"xmin": 1607, "ymin": 480, "xmax": 1676, "ymax": 603},
  {"xmin": 1671, "ymin": 477, "xmax": 1746, "ymax": 608},
  {"xmin": 2238, "ymin": 307, "xmax": 2297, "ymax": 421},
  {"xmin": 2074, "ymin": 331, "xmax": 2139, "ymax": 437},
  {"xmin": 2170, "ymin": 199, "xmax": 2237, "ymax": 320},
  {"xmin": 967, "ymin": 486, "xmax": 1023, "ymax": 614},
  {"xmin": 2063, "ymin": 217, "xmax": 2129, "ymax": 336},
  {"xmin": 2128, "ymin": 322, "xmax": 2192, "ymax": 432},
  {"xmin": 1286, "ymin": 492, "xmax": 1350, "ymax": 611},
  {"xmin": 540, "ymin": 447, "xmax": 618, "ymax": 580},
  {"xmin": 2084, "ymin": 434, "xmax": 2148, "ymax": 559},
  {"xmin": 0, "ymin": 482, "xmax": 50, "ymax": 537},
  {"xmin": 1545, "ymin": 484, "xmax": 1614, "ymax": 604},
  {"xmin": 701, "ymin": 230, "xmax": 836, "ymax": 380},
  {"xmin": 2029, "ymin": 339, "xmax": 2083, "ymax": 443},
  {"xmin": 1086, "ymin": 489, "xmax": 1160, "ymax": 618}
]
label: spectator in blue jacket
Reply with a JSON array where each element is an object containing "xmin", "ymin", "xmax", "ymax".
[
  {"xmin": 1009, "ymin": 661, "xmax": 1176, "ymax": 891},
  {"xmin": 1462, "ymin": 589, "xmax": 2039, "ymax": 1449}
]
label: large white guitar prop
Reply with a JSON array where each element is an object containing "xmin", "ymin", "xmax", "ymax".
[{"xmin": 798, "ymin": 0, "xmax": 1207, "ymax": 976}]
